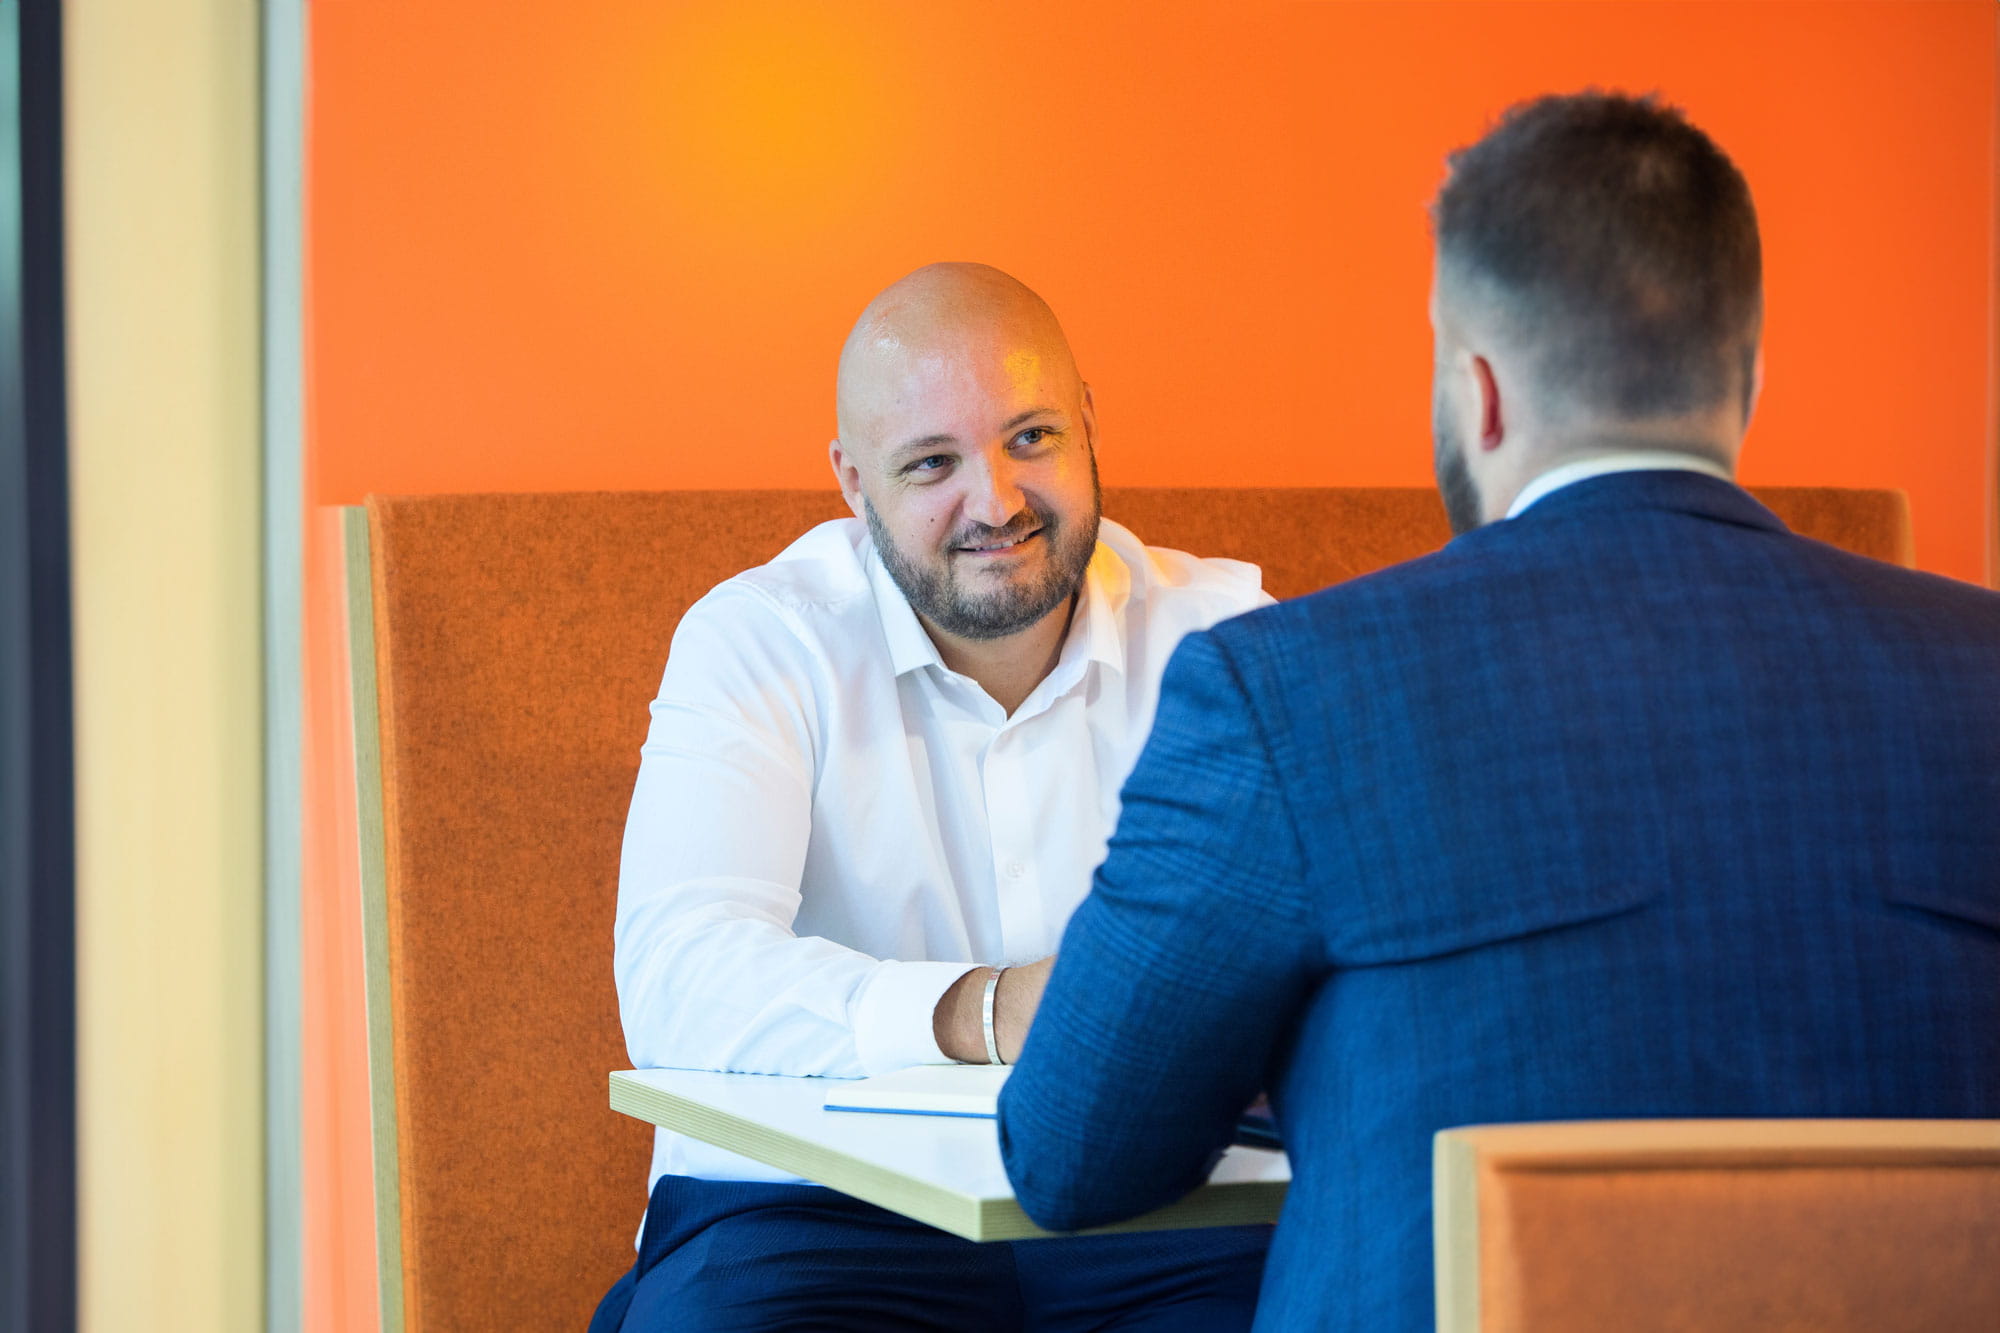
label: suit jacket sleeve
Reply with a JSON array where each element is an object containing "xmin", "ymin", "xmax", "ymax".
[{"xmin": 997, "ymin": 624, "xmax": 1322, "ymax": 1231}]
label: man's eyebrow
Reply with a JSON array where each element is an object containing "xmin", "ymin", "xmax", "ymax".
[
  {"xmin": 999, "ymin": 407, "xmax": 1060, "ymax": 433},
  {"xmin": 890, "ymin": 433, "xmax": 957, "ymax": 461}
]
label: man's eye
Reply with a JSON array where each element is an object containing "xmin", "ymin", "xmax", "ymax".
[
  {"xmin": 1015, "ymin": 428, "xmax": 1050, "ymax": 448},
  {"xmin": 908, "ymin": 455, "xmax": 950, "ymax": 474}
]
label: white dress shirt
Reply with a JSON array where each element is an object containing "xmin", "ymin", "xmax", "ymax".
[
  {"xmin": 615, "ymin": 516, "xmax": 1271, "ymax": 1184},
  {"xmin": 1506, "ymin": 450, "xmax": 1736, "ymax": 519}
]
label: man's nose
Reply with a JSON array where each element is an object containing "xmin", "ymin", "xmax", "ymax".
[{"xmin": 964, "ymin": 454, "xmax": 1026, "ymax": 530}]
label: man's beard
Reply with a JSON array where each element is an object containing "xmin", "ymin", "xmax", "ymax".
[
  {"xmin": 865, "ymin": 465, "xmax": 1102, "ymax": 642},
  {"xmin": 1432, "ymin": 389, "xmax": 1484, "ymax": 537}
]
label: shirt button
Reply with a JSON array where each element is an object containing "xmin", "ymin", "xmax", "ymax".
[{"xmin": 1006, "ymin": 861, "xmax": 1026, "ymax": 880}]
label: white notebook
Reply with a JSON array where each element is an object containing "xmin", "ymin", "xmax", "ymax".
[{"xmin": 823, "ymin": 1064, "xmax": 1013, "ymax": 1118}]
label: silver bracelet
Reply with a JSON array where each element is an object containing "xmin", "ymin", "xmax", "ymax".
[{"xmin": 982, "ymin": 967, "xmax": 1007, "ymax": 1066}]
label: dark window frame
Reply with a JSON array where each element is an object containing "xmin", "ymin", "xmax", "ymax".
[{"xmin": 1, "ymin": 0, "xmax": 76, "ymax": 1327}]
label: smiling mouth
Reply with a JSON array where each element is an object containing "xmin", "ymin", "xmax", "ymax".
[{"xmin": 956, "ymin": 528, "xmax": 1042, "ymax": 554}]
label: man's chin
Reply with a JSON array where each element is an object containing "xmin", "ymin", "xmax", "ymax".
[
  {"xmin": 939, "ymin": 569, "xmax": 1078, "ymax": 641},
  {"xmin": 948, "ymin": 599, "xmax": 1068, "ymax": 641}
]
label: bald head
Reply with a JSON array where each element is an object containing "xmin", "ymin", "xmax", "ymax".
[
  {"xmin": 835, "ymin": 263, "xmax": 1083, "ymax": 452},
  {"xmin": 825, "ymin": 262, "xmax": 1103, "ymax": 653}
]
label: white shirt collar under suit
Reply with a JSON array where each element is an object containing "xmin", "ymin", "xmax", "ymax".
[{"xmin": 1506, "ymin": 451, "xmax": 1736, "ymax": 520}]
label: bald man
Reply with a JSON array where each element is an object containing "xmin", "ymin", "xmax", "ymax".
[{"xmin": 592, "ymin": 264, "xmax": 1275, "ymax": 1332}]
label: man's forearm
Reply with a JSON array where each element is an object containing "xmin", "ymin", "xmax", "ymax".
[
  {"xmin": 932, "ymin": 966, "xmax": 996, "ymax": 1064},
  {"xmin": 931, "ymin": 957, "xmax": 1053, "ymax": 1064}
]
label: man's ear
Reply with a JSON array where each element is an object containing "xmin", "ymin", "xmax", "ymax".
[
  {"xmin": 1471, "ymin": 354, "xmax": 1505, "ymax": 452},
  {"xmin": 828, "ymin": 438, "xmax": 865, "ymax": 519},
  {"xmin": 1079, "ymin": 383, "xmax": 1098, "ymax": 453}
]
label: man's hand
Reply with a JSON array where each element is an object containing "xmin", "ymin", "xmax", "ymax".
[{"xmin": 932, "ymin": 954, "xmax": 1055, "ymax": 1065}]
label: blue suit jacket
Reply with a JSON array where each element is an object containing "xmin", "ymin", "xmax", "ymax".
[{"xmin": 998, "ymin": 472, "xmax": 2000, "ymax": 1330}]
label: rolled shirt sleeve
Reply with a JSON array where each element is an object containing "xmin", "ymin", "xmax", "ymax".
[{"xmin": 849, "ymin": 959, "xmax": 983, "ymax": 1074}]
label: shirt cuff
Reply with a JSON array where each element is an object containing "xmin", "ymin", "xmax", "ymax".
[{"xmin": 851, "ymin": 960, "xmax": 983, "ymax": 1076}]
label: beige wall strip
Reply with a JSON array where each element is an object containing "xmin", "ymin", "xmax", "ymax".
[{"xmin": 65, "ymin": 2, "xmax": 264, "ymax": 1329}]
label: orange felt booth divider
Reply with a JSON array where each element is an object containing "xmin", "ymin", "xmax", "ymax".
[
  {"xmin": 342, "ymin": 486, "xmax": 1910, "ymax": 1331},
  {"xmin": 1434, "ymin": 1119, "xmax": 2000, "ymax": 1331}
]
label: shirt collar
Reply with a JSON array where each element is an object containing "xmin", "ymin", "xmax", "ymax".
[
  {"xmin": 1071, "ymin": 539, "xmax": 1130, "ymax": 679},
  {"xmin": 863, "ymin": 543, "xmax": 947, "ymax": 677},
  {"xmin": 862, "ymin": 532, "xmax": 1130, "ymax": 684},
  {"xmin": 1506, "ymin": 451, "xmax": 1736, "ymax": 520}
]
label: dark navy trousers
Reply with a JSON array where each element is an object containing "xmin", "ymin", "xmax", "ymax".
[{"xmin": 591, "ymin": 1174, "xmax": 1270, "ymax": 1331}]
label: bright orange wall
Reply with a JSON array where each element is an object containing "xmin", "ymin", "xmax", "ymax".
[{"xmin": 303, "ymin": 2, "xmax": 1998, "ymax": 1324}]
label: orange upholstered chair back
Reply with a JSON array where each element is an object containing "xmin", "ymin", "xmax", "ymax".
[
  {"xmin": 1434, "ymin": 1120, "xmax": 2000, "ymax": 1332},
  {"xmin": 344, "ymin": 485, "xmax": 1910, "ymax": 1332}
]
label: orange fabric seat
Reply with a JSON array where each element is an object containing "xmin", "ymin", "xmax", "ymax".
[
  {"xmin": 344, "ymin": 485, "xmax": 1911, "ymax": 1331},
  {"xmin": 1434, "ymin": 1119, "xmax": 2000, "ymax": 1332}
]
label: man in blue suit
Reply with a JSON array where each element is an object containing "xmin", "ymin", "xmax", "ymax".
[{"xmin": 997, "ymin": 91, "xmax": 2000, "ymax": 1330}]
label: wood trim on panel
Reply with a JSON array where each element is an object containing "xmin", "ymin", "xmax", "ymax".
[
  {"xmin": 342, "ymin": 506, "xmax": 405, "ymax": 1333},
  {"xmin": 1433, "ymin": 1131, "xmax": 1482, "ymax": 1333},
  {"xmin": 1439, "ymin": 1119, "xmax": 2000, "ymax": 1171}
]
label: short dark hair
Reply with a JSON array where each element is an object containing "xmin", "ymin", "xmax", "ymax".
[{"xmin": 1431, "ymin": 91, "xmax": 1762, "ymax": 420}]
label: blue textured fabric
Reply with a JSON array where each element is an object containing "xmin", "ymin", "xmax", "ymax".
[
  {"xmin": 593, "ymin": 1174, "xmax": 1270, "ymax": 1332},
  {"xmin": 998, "ymin": 472, "xmax": 2000, "ymax": 1331}
]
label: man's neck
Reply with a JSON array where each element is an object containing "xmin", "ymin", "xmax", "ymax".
[{"xmin": 925, "ymin": 594, "xmax": 1078, "ymax": 716}]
